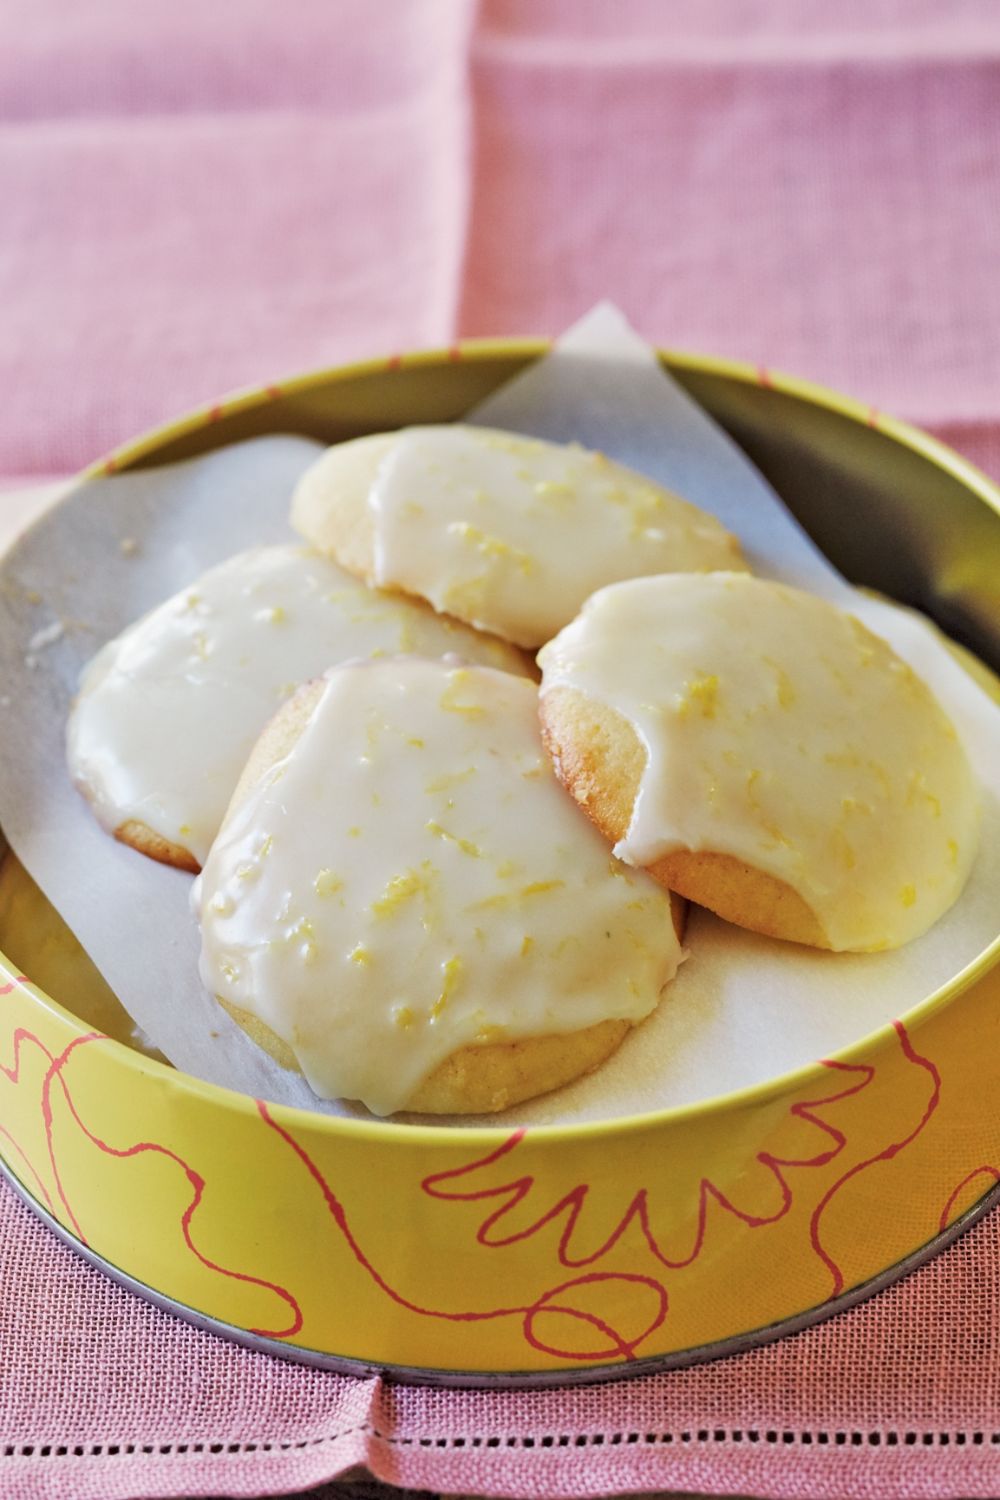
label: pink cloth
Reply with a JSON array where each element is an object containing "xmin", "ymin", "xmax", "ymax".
[
  {"xmin": 1, "ymin": 0, "xmax": 1000, "ymax": 481},
  {"xmin": 3, "ymin": 4, "xmax": 1000, "ymax": 1498}
]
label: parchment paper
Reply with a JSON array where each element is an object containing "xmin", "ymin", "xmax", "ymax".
[{"xmin": 0, "ymin": 304, "xmax": 996, "ymax": 1126}]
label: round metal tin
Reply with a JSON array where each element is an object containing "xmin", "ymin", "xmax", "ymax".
[{"xmin": 0, "ymin": 342, "xmax": 998, "ymax": 1384}]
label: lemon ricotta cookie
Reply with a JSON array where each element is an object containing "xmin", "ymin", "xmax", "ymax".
[
  {"xmin": 67, "ymin": 544, "xmax": 529, "ymax": 872},
  {"xmin": 291, "ymin": 425, "xmax": 746, "ymax": 648},
  {"xmin": 538, "ymin": 572, "xmax": 981, "ymax": 953},
  {"xmin": 195, "ymin": 659, "xmax": 684, "ymax": 1116}
]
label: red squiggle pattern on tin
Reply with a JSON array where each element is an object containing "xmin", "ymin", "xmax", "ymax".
[
  {"xmin": 257, "ymin": 1031, "xmax": 934, "ymax": 1362},
  {"xmin": 0, "ymin": 1122, "xmax": 54, "ymax": 1213},
  {"xmin": 939, "ymin": 1166, "xmax": 1000, "ymax": 1233},
  {"xmin": 808, "ymin": 1020, "xmax": 941, "ymax": 1297},
  {"xmin": 43, "ymin": 1034, "xmax": 303, "ymax": 1339},
  {"xmin": 0, "ymin": 989, "xmax": 59, "ymax": 1216},
  {"xmin": 0, "ymin": 991, "xmax": 303, "ymax": 1339},
  {"xmin": 421, "ymin": 1060, "xmax": 876, "ymax": 1273},
  {"xmin": 256, "ymin": 1099, "xmax": 666, "ymax": 1360},
  {"xmin": 40, "ymin": 1034, "xmax": 99, "ymax": 1241},
  {"xmin": 0, "ymin": 1000, "xmax": 105, "ymax": 1240}
]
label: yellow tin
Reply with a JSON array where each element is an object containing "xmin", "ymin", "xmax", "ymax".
[{"xmin": 0, "ymin": 343, "xmax": 998, "ymax": 1385}]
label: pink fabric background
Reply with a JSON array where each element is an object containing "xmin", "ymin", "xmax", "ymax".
[
  {"xmin": 3, "ymin": 0, "xmax": 1000, "ymax": 482},
  {"xmin": 3, "ymin": 2, "xmax": 1000, "ymax": 1497}
]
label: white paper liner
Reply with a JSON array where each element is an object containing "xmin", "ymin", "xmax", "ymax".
[{"xmin": 0, "ymin": 305, "xmax": 996, "ymax": 1128}]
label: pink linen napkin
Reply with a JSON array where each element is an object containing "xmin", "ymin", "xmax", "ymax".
[
  {"xmin": 3, "ymin": 3, "xmax": 1000, "ymax": 1499},
  {"xmin": 1, "ymin": 0, "xmax": 999, "ymax": 482}
]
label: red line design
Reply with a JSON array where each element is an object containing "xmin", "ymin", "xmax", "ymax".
[
  {"xmin": 264, "ymin": 384, "xmax": 283, "ymax": 401},
  {"xmin": 938, "ymin": 1166, "xmax": 1000, "ymax": 1232},
  {"xmin": 206, "ymin": 404, "xmax": 224, "ymax": 423},
  {"xmin": 257, "ymin": 1103, "xmax": 526, "ymax": 1321},
  {"xmin": 257, "ymin": 1053, "xmax": 887, "ymax": 1364},
  {"xmin": 0, "ymin": 1024, "xmax": 56, "ymax": 1098},
  {"xmin": 386, "ymin": 354, "xmax": 402, "ymax": 371},
  {"xmin": 0, "ymin": 1123, "xmax": 55, "ymax": 1213},
  {"xmin": 808, "ymin": 1020, "xmax": 941, "ymax": 1298},
  {"xmin": 41, "ymin": 1034, "xmax": 114, "ymax": 1240},
  {"xmin": 103, "ymin": 457, "xmax": 119, "ymax": 476},
  {"xmin": 0, "ymin": 994, "xmax": 59, "ymax": 1214},
  {"xmin": 757, "ymin": 365, "xmax": 773, "ymax": 389},
  {"xmin": 526, "ymin": 1273, "xmax": 667, "ymax": 1361},
  {"xmin": 0, "ymin": 1020, "xmax": 91, "ymax": 1239},
  {"xmin": 448, "ymin": 344, "xmax": 462, "ymax": 363},
  {"xmin": 0, "ymin": 1010, "xmax": 301, "ymax": 1338},
  {"xmin": 39, "ymin": 1036, "xmax": 303, "ymax": 1338},
  {"xmin": 257, "ymin": 1101, "xmax": 665, "ymax": 1360},
  {"xmin": 867, "ymin": 406, "xmax": 880, "ymax": 429},
  {"xmin": 421, "ymin": 1062, "xmax": 873, "ymax": 1274}
]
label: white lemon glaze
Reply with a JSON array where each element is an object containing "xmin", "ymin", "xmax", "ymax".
[
  {"xmin": 363, "ymin": 425, "xmax": 744, "ymax": 647},
  {"xmin": 538, "ymin": 573, "xmax": 981, "ymax": 952},
  {"xmin": 67, "ymin": 544, "xmax": 527, "ymax": 866},
  {"xmin": 195, "ymin": 660, "xmax": 682, "ymax": 1115}
]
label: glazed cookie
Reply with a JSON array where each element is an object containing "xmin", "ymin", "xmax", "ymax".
[
  {"xmin": 195, "ymin": 660, "xmax": 684, "ymax": 1116},
  {"xmin": 67, "ymin": 544, "xmax": 530, "ymax": 872},
  {"xmin": 291, "ymin": 425, "xmax": 746, "ymax": 648},
  {"xmin": 538, "ymin": 573, "xmax": 981, "ymax": 953}
]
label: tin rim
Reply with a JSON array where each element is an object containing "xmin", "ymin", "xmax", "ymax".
[{"xmin": 1, "ymin": 337, "xmax": 998, "ymax": 1154}]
